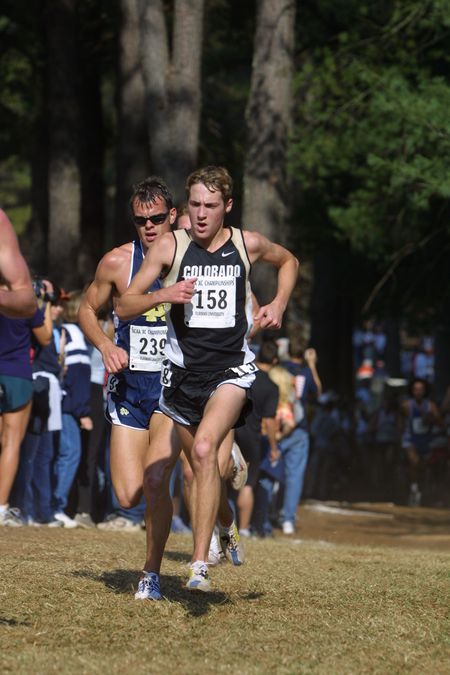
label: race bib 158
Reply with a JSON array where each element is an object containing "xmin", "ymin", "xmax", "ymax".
[{"xmin": 184, "ymin": 276, "xmax": 236, "ymax": 328}]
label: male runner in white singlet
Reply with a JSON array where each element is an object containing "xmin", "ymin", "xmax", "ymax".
[{"xmin": 117, "ymin": 166, "xmax": 299, "ymax": 592}]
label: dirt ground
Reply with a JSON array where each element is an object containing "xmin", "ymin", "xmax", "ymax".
[{"xmin": 294, "ymin": 500, "xmax": 450, "ymax": 552}]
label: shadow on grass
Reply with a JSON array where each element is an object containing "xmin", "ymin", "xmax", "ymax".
[
  {"xmin": 0, "ymin": 616, "xmax": 31, "ymax": 626},
  {"xmin": 163, "ymin": 549, "xmax": 191, "ymax": 563},
  {"xmin": 73, "ymin": 568, "xmax": 234, "ymax": 617}
]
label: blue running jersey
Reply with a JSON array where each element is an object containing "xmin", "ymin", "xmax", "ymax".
[{"xmin": 114, "ymin": 239, "xmax": 169, "ymax": 373}]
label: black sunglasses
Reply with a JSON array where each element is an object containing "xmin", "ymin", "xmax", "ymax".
[{"xmin": 133, "ymin": 212, "xmax": 169, "ymax": 226}]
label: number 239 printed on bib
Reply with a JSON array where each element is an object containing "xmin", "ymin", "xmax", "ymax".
[
  {"xmin": 129, "ymin": 325, "xmax": 167, "ymax": 371},
  {"xmin": 184, "ymin": 276, "xmax": 236, "ymax": 328}
]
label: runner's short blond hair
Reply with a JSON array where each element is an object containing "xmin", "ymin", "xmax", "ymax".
[{"xmin": 185, "ymin": 166, "xmax": 233, "ymax": 203}]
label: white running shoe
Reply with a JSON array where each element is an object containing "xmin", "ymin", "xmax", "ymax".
[
  {"xmin": 135, "ymin": 572, "xmax": 163, "ymax": 600},
  {"xmin": 97, "ymin": 515, "xmax": 141, "ymax": 532},
  {"xmin": 47, "ymin": 519, "xmax": 64, "ymax": 528},
  {"xmin": 54, "ymin": 512, "xmax": 79, "ymax": 528},
  {"xmin": 208, "ymin": 530, "xmax": 226, "ymax": 566},
  {"xmin": 74, "ymin": 512, "xmax": 96, "ymax": 529},
  {"xmin": 219, "ymin": 521, "xmax": 245, "ymax": 565},
  {"xmin": 282, "ymin": 520, "xmax": 295, "ymax": 535},
  {"xmin": 231, "ymin": 442, "xmax": 248, "ymax": 491},
  {"xmin": 186, "ymin": 561, "xmax": 211, "ymax": 592},
  {"xmin": 26, "ymin": 518, "xmax": 42, "ymax": 527},
  {"xmin": 0, "ymin": 507, "xmax": 24, "ymax": 527}
]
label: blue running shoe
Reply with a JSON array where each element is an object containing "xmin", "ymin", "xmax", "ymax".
[
  {"xmin": 135, "ymin": 571, "xmax": 162, "ymax": 600},
  {"xmin": 186, "ymin": 561, "xmax": 211, "ymax": 592},
  {"xmin": 219, "ymin": 521, "xmax": 245, "ymax": 566}
]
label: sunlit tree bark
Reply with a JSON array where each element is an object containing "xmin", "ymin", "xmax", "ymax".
[
  {"xmin": 138, "ymin": 0, "xmax": 204, "ymax": 205},
  {"xmin": 115, "ymin": 0, "xmax": 150, "ymax": 245},
  {"xmin": 242, "ymin": 0, "xmax": 296, "ymax": 305},
  {"xmin": 46, "ymin": 0, "xmax": 82, "ymax": 287}
]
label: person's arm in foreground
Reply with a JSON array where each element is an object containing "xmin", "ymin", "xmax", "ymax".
[
  {"xmin": 116, "ymin": 233, "xmax": 197, "ymax": 320},
  {"xmin": 78, "ymin": 253, "xmax": 129, "ymax": 374},
  {"xmin": 0, "ymin": 209, "xmax": 37, "ymax": 318},
  {"xmin": 244, "ymin": 231, "xmax": 299, "ymax": 330}
]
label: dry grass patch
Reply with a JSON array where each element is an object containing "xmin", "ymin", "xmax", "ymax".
[{"xmin": 1, "ymin": 527, "xmax": 449, "ymax": 674}]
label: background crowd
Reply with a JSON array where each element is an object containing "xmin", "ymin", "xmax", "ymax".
[{"xmin": 1, "ymin": 278, "xmax": 449, "ymax": 533}]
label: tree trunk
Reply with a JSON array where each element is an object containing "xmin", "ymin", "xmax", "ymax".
[
  {"xmin": 79, "ymin": 4, "xmax": 105, "ymax": 280},
  {"xmin": 384, "ymin": 316, "xmax": 402, "ymax": 378},
  {"xmin": 114, "ymin": 0, "xmax": 150, "ymax": 246},
  {"xmin": 242, "ymin": 0, "xmax": 296, "ymax": 305},
  {"xmin": 25, "ymin": 109, "xmax": 49, "ymax": 275},
  {"xmin": 21, "ymin": 1, "xmax": 48, "ymax": 275},
  {"xmin": 138, "ymin": 0, "xmax": 204, "ymax": 205},
  {"xmin": 46, "ymin": 0, "xmax": 82, "ymax": 289}
]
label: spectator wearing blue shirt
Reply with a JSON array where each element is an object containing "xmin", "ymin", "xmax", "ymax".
[{"xmin": 280, "ymin": 344, "xmax": 322, "ymax": 534}]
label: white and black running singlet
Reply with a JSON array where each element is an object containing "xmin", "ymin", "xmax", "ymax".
[{"xmin": 163, "ymin": 227, "xmax": 255, "ymax": 372}]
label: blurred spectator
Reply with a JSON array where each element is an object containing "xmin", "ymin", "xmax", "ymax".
[
  {"xmin": 353, "ymin": 321, "xmax": 386, "ymax": 377},
  {"xmin": 72, "ymin": 312, "xmax": 113, "ymax": 527},
  {"xmin": 53, "ymin": 291, "xmax": 92, "ymax": 527},
  {"xmin": 176, "ymin": 204, "xmax": 191, "ymax": 230},
  {"xmin": 355, "ymin": 365, "xmax": 375, "ymax": 413},
  {"xmin": 0, "ymin": 280, "xmax": 52, "ymax": 526},
  {"xmin": 367, "ymin": 395, "xmax": 401, "ymax": 500},
  {"xmin": 307, "ymin": 392, "xmax": 340, "ymax": 500},
  {"xmin": 11, "ymin": 280, "xmax": 66, "ymax": 525},
  {"xmin": 401, "ymin": 378, "xmax": 444, "ymax": 506},
  {"xmin": 236, "ymin": 339, "xmax": 279, "ymax": 537},
  {"xmin": 442, "ymin": 385, "xmax": 450, "ymax": 448},
  {"xmin": 412, "ymin": 337, "xmax": 434, "ymax": 383},
  {"xmin": 279, "ymin": 344, "xmax": 321, "ymax": 533}
]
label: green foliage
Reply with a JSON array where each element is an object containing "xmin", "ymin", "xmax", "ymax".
[{"xmin": 290, "ymin": 0, "xmax": 450, "ymax": 318}]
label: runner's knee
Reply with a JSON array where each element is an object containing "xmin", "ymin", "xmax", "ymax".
[
  {"xmin": 143, "ymin": 458, "xmax": 173, "ymax": 496},
  {"xmin": 192, "ymin": 436, "xmax": 215, "ymax": 466}
]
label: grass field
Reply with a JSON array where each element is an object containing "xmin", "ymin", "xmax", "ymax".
[{"xmin": 1, "ymin": 506, "xmax": 450, "ymax": 674}]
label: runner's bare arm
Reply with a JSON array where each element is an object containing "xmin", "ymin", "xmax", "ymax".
[
  {"xmin": 0, "ymin": 209, "xmax": 37, "ymax": 318},
  {"xmin": 248, "ymin": 291, "xmax": 261, "ymax": 339},
  {"xmin": 243, "ymin": 231, "xmax": 299, "ymax": 330},
  {"xmin": 116, "ymin": 233, "xmax": 197, "ymax": 320},
  {"xmin": 78, "ymin": 252, "xmax": 129, "ymax": 373}
]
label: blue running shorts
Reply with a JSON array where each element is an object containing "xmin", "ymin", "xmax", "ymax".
[{"xmin": 106, "ymin": 370, "xmax": 162, "ymax": 431}]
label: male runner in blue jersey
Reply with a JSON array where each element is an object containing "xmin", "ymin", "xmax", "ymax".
[
  {"xmin": 79, "ymin": 177, "xmax": 190, "ymax": 600},
  {"xmin": 117, "ymin": 166, "xmax": 299, "ymax": 592}
]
